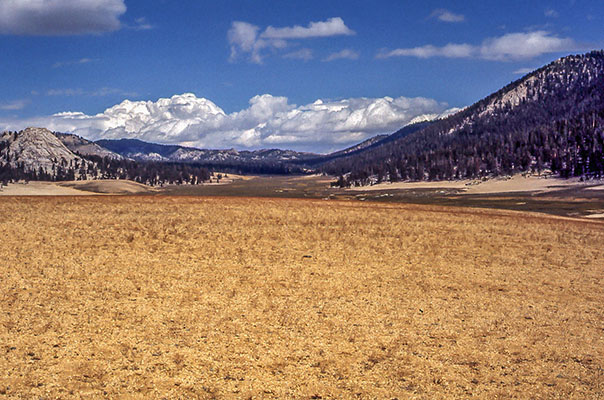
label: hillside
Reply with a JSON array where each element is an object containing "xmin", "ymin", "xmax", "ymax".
[
  {"xmin": 301, "ymin": 121, "xmax": 433, "ymax": 167},
  {"xmin": 0, "ymin": 127, "xmax": 91, "ymax": 181},
  {"xmin": 0, "ymin": 128, "xmax": 213, "ymax": 185},
  {"xmin": 54, "ymin": 132, "xmax": 122, "ymax": 160},
  {"xmin": 324, "ymin": 51, "xmax": 604, "ymax": 186}
]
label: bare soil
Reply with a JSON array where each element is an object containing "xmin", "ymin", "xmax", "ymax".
[{"xmin": 0, "ymin": 182, "xmax": 97, "ymax": 196}]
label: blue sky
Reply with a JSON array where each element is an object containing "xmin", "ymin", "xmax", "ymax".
[{"xmin": 0, "ymin": 0, "xmax": 602, "ymax": 152}]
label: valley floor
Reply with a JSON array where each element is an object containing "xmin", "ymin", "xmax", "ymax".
[
  {"xmin": 1, "ymin": 196, "xmax": 603, "ymax": 398},
  {"xmin": 2, "ymin": 173, "xmax": 604, "ymax": 219}
]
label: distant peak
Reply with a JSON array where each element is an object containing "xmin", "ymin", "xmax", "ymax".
[
  {"xmin": 20, "ymin": 127, "xmax": 55, "ymax": 137},
  {"xmin": 23, "ymin": 127, "xmax": 51, "ymax": 132}
]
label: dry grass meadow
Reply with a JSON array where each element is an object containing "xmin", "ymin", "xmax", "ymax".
[{"xmin": 1, "ymin": 196, "xmax": 603, "ymax": 399}]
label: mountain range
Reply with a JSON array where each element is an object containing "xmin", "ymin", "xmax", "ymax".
[
  {"xmin": 95, "ymin": 138, "xmax": 317, "ymax": 164},
  {"xmin": 1, "ymin": 51, "xmax": 603, "ymax": 186}
]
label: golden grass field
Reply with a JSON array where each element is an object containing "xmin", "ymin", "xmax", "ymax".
[{"xmin": 1, "ymin": 196, "xmax": 603, "ymax": 399}]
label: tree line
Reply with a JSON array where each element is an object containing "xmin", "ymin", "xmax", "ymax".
[{"xmin": 0, "ymin": 154, "xmax": 213, "ymax": 186}]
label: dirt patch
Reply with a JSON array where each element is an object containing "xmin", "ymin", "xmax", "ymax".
[
  {"xmin": 59, "ymin": 180, "xmax": 157, "ymax": 194},
  {"xmin": 584, "ymin": 211, "xmax": 604, "ymax": 219},
  {"xmin": 350, "ymin": 174, "xmax": 590, "ymax": 194},
  {"xmin": 465, "ymin": 175, "xmax": 588, "ymax": 194},
  {"xmin": 0, "ymin": 181, "xmax": 100, "ymax": 196},
  {"xmin": 0, "ymin": 180, "xmax": 157, "ymax": 196}
]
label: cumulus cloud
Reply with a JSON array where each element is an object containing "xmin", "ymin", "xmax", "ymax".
[
  {"xmin": 378, "ymin": 31, "xmax": 580, "ymax": 61},
  {"xmin": 0, "ymin": 0, "xmax": 126, "ymax": 35},
  {"xmin": 228, "ymin": 17, "xmax": 354, "ymax": 63},
  {"xmin": 323, "ymin": 49, "xmax": 360, "ymax": 62},
  {"xmin": 0, "ymin": 93, "xmax": 453, "ymax": 153},
  {"xmin": 429, "ymin": 9, "xmax": 465, "ymax": 23}
]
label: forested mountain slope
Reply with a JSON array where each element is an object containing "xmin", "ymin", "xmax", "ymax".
[
  {"xmin": 324, "ymin": 51, "xmax": 604, "ymax": 186},
  {"xmin": 300, "ymin": 122, "xmax": 432, "ymax": 167}
]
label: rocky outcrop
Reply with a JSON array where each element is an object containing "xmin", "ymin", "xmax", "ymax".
[{"xmin": 0, "ymin": 127, "xmax": 88, "ymax": 174}]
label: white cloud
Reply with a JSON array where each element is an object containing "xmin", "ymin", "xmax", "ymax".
[
  {"xmin": 0, "ymin": 99, "xmax": 28, "ymax": 111},
  {"xmin": 430, "ymin": 9, "xmax": 465, "ymax": 23},
  {"xmin": 283, "ymin": 48, "xmax": 314, "ymax": 61},
  {"xmin": 261, "ymin": 17, "xmax": 354, "ymax": 39},
  {"xmin": 228, "ymin": 21, "xmax": 266, "ymax": 64},
  {"xmin": 228, "ymin": 17, "xmax": 354, "ymax": 63},
  {"xmin": 323, "ymin": 49, "xmax": 360, "ymax": 62},
  {"xmin": 479, "ymin": 31, "xmax": 577, "ymax": 61},
  {"xmin": 0, "ymin": 0, "xmax": 126, "ymax": 35},
  {"xmin": 378, "ymin": 31, "xmax": 580, "ymax": 61},
  {"xmin": 0, "ymin": 93, "xmax": 452, "ymax": 153}
]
